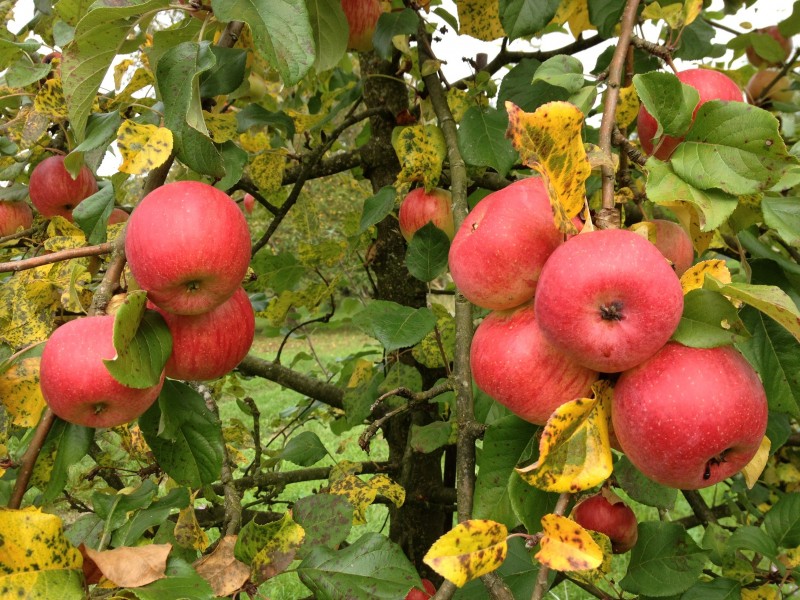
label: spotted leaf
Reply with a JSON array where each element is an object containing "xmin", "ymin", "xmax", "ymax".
[
  {"xmin": 615, "ymin": 85, "xmax": 639, "ymax": 128},
  {"xmin": 204, "ymin": 111, "xmax": 238, "ymax": 143},
  {"xmin": 536, "ymin": 514, "xmax": 603, "ymax": 572},
  {"xmin": 423, "ymin": 519, "xmax": 508, "ymax": 587},
  {"xmin": 330, "ymin": 474, "xmax": 377, "ymax": 525},
  {"xmin": 34, "ymin": 78, "xmax": 68, "ymax": 120},
  {"xmin": 0, "ymin": 507, "xmax": 83, "ymax": 575},
  {"xmin": 234, "ymin": 512, "xmax": 305, "ymax": 585},
  {"xmin": 175, "ymin": 503, "xmax": 209, "ymax": 551},
  {"xmin": 369, "ymin": 474, "xmax": 405, "ymax": 508},
  {"xmin": 250, "ymin": 149, "xmax": 287, "ymax": 193},
  {"xmin": 117, "ymin": 120, "xmax": 173, "ymax": 175},
  {"xmin": 680, "ymin": 259, "xmax": 731, "ymax": 295},
  {"xmin": 457, "ymin": 0, "xmax": 505, "ymax": 40},
  {"xmin": 566, "ymin": 530, "xmax": 612, "ymax": 584},
  {"xmin": 392, "ymin": 124, "xmax": 447, "ymax": 191},
  {"xmin": 0, "ymin": 356, "xmax": 47, "ymax": 427}
]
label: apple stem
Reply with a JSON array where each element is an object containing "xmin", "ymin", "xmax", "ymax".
[
  {"xmin": 8, "ymin": 409, "xmax": 57, "ymax": 509},
  {"xmin": 682, "ymin": 490, "xmax": 719, "ymax": 525}
]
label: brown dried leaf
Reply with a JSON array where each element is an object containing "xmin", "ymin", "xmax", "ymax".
[
  {"xmin": 83, "ymin": 543, "xmax": 171, "ymax": 588},
  {"xmin": 194, "ymin": 535, "xmax": 250, "ymax": 598}
]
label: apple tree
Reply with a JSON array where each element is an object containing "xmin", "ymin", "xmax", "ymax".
[{"xmin": 1, "ymin": 0, "xmax": 800, "ymax": 598}]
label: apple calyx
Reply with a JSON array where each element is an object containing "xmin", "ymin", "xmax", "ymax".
[
  {"xmin": 599, "ymin": 301, "xmax": 624, "ymax": 321},
  {"xmin": 703, "ymin": 452, "xmax": 729, "ymax": 481}
]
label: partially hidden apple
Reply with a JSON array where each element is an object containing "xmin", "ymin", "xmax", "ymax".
[
  {"xmin": 746, "ymin": 25, "xmax": 793, "ymax": 67},
  {"xmin": 399, "ymin": 187, "xmax": 454, "ymax": 242},
  {"xmin": 341, "ymin": 0, "xmax": 384, "ymax": 52},
  {"xmin": 39, "ymin": 315, "xmax": 165, "ymax": 428},
  {"xmin": 745, "ymin": 69, "xmax": 794, "ymax": 105},
  {"xmin": 650, "ymin": 219, "xmax": 694, "ymax": 276},
  {"xmin": 448, "ymin": 177, "xmax": 563, "ymax": 311},
  {"xmin": 29, "ymin": 155, "xmax": 98, "ymax": 220},
  {"xmin": 534, "ymin": 228, "xmax": 684, "ymax": 373},
  {"xmin": 406, "ymin": 579, "xmax": 436, "ymax": 600},
  {"xmin": 150, "ymin": 286, "xmax": 255, "ymax": 381},
  {"xmin": 108, "ymin": 208, "xmax": 129, "ymax": 225},
  {"xmin": 125, "ymin": 181, "xmax": 252, "ymax": 315},
  {"xmin": 572, "ymin": 490, "xmax": 638, "ymax": 553},
  {"xmin": 242, "ymin": 193, "xmax": 256, "ymax": 215},
  {"xmin": 0, "ymin": 201, "xmax": 34, "ymax": 236},
  {"xmin": 637, "ymin": 68, "xmax": 743, "ymax": 160},
  {"xmin": 470, "ymin": 302, "xmax": 598, "ymax": 425},
  {"xmin": 612, "ymin": 342, "xmax": 768, "ymax": 490}
]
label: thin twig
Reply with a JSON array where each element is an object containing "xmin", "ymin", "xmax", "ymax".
[
  {"xmin": 531, "ymin": 492, "xmax": 572, "ymax": 600},
  {"xmin": 7, "ymin": 409, "xmax": 56, "ymax": 508},
  {"xmin": 0, "ymin": 242, "xmax": 113, "ymax": 273},
  {"xmin": 0, "ymin": 224, "xmax": 40, "ymax": 245}
]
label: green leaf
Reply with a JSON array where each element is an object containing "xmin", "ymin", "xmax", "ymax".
[
  {"xmin": 373, "ymin": 8, "xmax": 418, "ymax": 60},
  {"xmin": 307, "ymin": 0, "xmax": 347, "ymax": 72},
  {"xmin": 211, "ymin": 0, "xmax": 314, "ymax": 85},
  {"xmin": 93, "ymin": 479, "xmax": 158, "ymax": 534},
  {"xmin": 508, "ymin": 468, "xmax": 560, "ymax": 536},
  {"xmin": 533, "ymin": 55, "xmax": 585, "ymax": 93},
  {"xmin": 748, "ymin": 31, "xmax": 790, "ymax": 64},
  {"xmin": 614, "ymin": 455, "xmax": 677, "ymax": 510},
  {"xmin": 40, "ymin": 421, "xmax": 93, "ymax": 504},
  {"xmin": 405, "ymin": 222, "xmax": 450, "ymax": 283},
  {"xmin": 672, "ymin": 101, "xmax": 795, "ymax": 196},
  {"xmin": 587, "ymin": 0, "xmax": 626, "ymax": 38},
  {"xmin": 139, "ymin": 380, "xmax": 224, "ymax": 487},
  {"xmin": 457, "ymin": 106, "xmax": 518, "ymax": 177},
  {"xmin": 5, "ymin": 57, "xmax": 51, "ymax": 88},
  {"xmin": 674, "ymin": 19, "xmax": 721, "ymax": 61},
  {"xmin": 763, "ymin": 492, "xmax": 800, "ymax": 548},
  {"xmin": 633, "ymin": 72, "xmax": 700, "ymax": 140},
  {"xmin": 377, "ymin": 361, "xmax": 422, "ymax": 396},
  {"xmin": 0, "ymin": 38, "xmax": 40, "ymax": 70},
  {"xmin": 251, "ymin": 251, "xmax": 306, "ymax": 293},
  {"xmin": 738, "ymin": 307, "xmax": 800, "ymax": 417},
  {"xmin": 281, "ymin": 431, "xmax": 328, "ymax": 466},
  {"xmin": 672, "ymin": 289, "xmax": 750, "ymax": 348},
  {"xmin": 645, "ymin": 159, "xmax": 738, "ymax": 231},
  {"xmin": 112, "ymin": 487, "xmax": 191, "ymax": 547},
  {"xmin": 762, "ymin": 196, "xmax": 800, "ymax": 247},
  {"xmin": 359, "ymin": 186, "xmax": 396, "ymax": 234},
  {"xmin": 103, "ymin": 291, "xmax": 172, "ymax": 389},
  {"xmin": 453, "ymin": 537, "xmax": 540, "ymax": 599},
  {"xmin": 70, "ymin": 111, "xmax": 123, "ymax": 156},
  {"xmin": 216, "ymin": 140, "xmax": 248, "ymax": 190},
  {"xmin": 679, "ymin": 578, "xmax": 741, "ymax": 600},
  {"xmin": 701, "ymin": 523, "xmax": 732, "ymax": 567},
  {"xmin": 62, "ymin": 0, "xmax": 170, "ymax": 141},
  {"xmin": 354, "ymin": 301, "xmax": 436, "ymax": 352},
  {"xmin": 410, "ymin": 421, "xmax": 455, "ymax": 454},
  {"xmin": 125, "ymin": 557, "xmax": 214, "ymax": 600},
  {"xmin": 157, "ymin": 41, "xmax": 224, "ymax": 177},
  {"xmin": 728, "ymin": 525, "xmax": 778, "ymax": 558},
  {"xmin": 498, "ymin": 0, "xmax": 559, "ymax": 41},
  {"xmin": 0, "ymin": 569, "xmax": 85, "ymax": 599},
  {"xmin": 292, "ymin": 494, "xmax": 353, "ymax": 559},
  {"xmin": 198, "ymin": 46, "xmax": 247, "ymax": 97},
  {"xmin": 620, "ymin": 521, "xmax": 707, "ymax": 597},
  {"xmin": 236, "ymin": 104, "xmax": 296, "ymax": 137},
  {"xmin": 297, "ymin": 532, "xmax": 421, "ymax": 599},
  {"xmin": 72, "ymin": 184, "xmax": 114, "ymax": 244}
]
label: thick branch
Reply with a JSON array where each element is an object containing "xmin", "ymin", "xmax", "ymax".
[
  {"xmin": 0, "ymin": 243, "xmax": 112, "ymax": 273},
  {"xmin": 682, "ymin": 489, "xmax": 718, "ymax": 526},
  {"xmin": 7, "ymin": 409, "xmax": 56, "ymax": 509}
]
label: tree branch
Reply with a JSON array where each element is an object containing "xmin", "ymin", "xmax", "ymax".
[
  {"xmin": 7, "ymin": 409, "xmax": 56, "ymax": 509},
  {"xmin": 0, "ymin": 242, "xmax": 113, "ymax": 273},
  {"xmin": 531, "ymin": 492, "xmax": 572, "ymax": 600}
]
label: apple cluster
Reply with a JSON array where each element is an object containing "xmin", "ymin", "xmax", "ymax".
[
  {"xmin": 39, "ymin": 181, "xmax": 255, "ymax": 429},
  {"xmin": 448, "ymin": 177, "xmax": 768, "ymax": 490}
]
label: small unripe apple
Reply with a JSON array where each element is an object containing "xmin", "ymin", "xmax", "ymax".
[
  {"xmin": 612, "ymin": 343, "xmax": 768, "ymax": 490},
  {"xmin": 39, "ymin": 315, "xmax": 165, "ymax": 428},
  {"xmin": 746, "ymin": 26, "xmax": 792, "ymax": 67},
  {"xmin": 398, "ymin": 187, "xmax": 454, "ymax": 242},
  {"xmin": 650, "ymin": 219, "xmax": 694, "ymax": 276},
  {"xmin": 242, "ymin": 193, "xmax": 256, "ymax": 215},
  {"xmin": 572, "ymin": 491, "xmax": 638, "ymax": 553},
  {"xmin": 108, "ymin": 208, "xmax": 129, "ymax": 225},
  {"xmin": 0, "ymin": 201, "xmax": 34, "ymax": 236},
  {"xmin": 406, "ymin": 579, "xmax": 436, "ymax": 600},
  {"xmin": 341, "ymin": 0, "xmax": 384, "ymax": 52},
  {"xmin": 29, "ymin": 155, "xmax": 98, "ymax": 221},
  {"xmin": 745, "ymin": 69, "xmax": 794, "ymax": 105},
  {"xmin": 637, "ymin": 69, "xmax": 743, "ymax": 160}
]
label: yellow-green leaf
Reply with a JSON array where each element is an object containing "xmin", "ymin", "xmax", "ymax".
[
  {"xmin": 741, "ymin": 436, "xmax": 771, "ymax": 489},
  {"xmin": 456, "ymin": 0, "xmax": 505, "ymax": 41},
  {"xmin": 117, "ymin": 120, "xmax": 173, "ymax": 175},
  {"xmin": 516, "ymin": 382, "xmax": 613, "ymax": 493},
  {"xmin": 175, "ymin": 504, "xmax": 210, "ymax": 551},
  {"xmin": 0, "ymin": 507, "xmax": 83, "ymax": 574},
  {"xmin": 329, "ymin": 474, "xmax": 377, "ymax": 525},
  {"xmin": 34, "ymin": 79, "xmax": 68, "ymax": 120},
  {"xmin": 680, "ymin": 259, "xmax": 731, "ymax": 295},
  {"xmin": 566, "ymin": 530, "xmax": 612, "ymax": 584},
  {"xmin": 0, "ymin": 273, "xmax": 59, "ymax": 348},
  {"xmin": 109, "ymin": 68, "xmax": 154, "ymax": 108},
  {"xmin": 204, "ymin": 111, "xmax": 238, "ymax": 143},
  {"xmin": 392, "ymin": 124, "xmax": 447, "ymax": 191},
  {"xmin": 615, "ymin": 85, "xmax": 639, "ymax": 128},
  {"xmin": 0, "ymin": 357, "xmax": 47, "ymax": 427},
  {"xmin": 234, "ymin": 513, "xmax": 305, "ymax": 585},
  {"xmin": 423, "ymin": 519, "xmax": 508, "ymax": 587},
  {"xmin": 741, "ymin": 584, "xmax": 782, "ymax": 600},
  {"xmin": 328, "ymin": 460, "xmax": 363, "ymax": 482},
  {"xmin": 536, "ymin": 514, "xmax": 603, "ymax": 572},
  {"xmin": 552, "ymin": 0, "xmax": 594, "ymax": 38},
  {"xmin": 250, "ymin": 149, "xmax": 287, "ymax": 193},
  {"xmin": 369, "ymin": 474, "xmax": 405, "ymax": 508},
  {"xmin": 505, "ymin": 101, "xmax": 590, "ymax": 232}
]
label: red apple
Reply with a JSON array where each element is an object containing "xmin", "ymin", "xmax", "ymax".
[
  {"xmin": 533, "ymin": 228, "xmax": 683, "ymax": 373},
  {"xmin": 399, "ymin": 187, "xmax": 454, "ymax": 242},
  {"xmin": 572, "ymin": 490, "xmax": 638, "ymax": 553},
  {"xmin": 39, "ymin": 315, "xmax": 165, "ymax": 428},
  {"xmin": 637, "ymin": 69, "xmax": 743, "ymax": 160},
  {"xmin": 448, "ymin": 177, "xmax": 563, "ymax": 311},
  {"xmin": 108, "ymin": 208, "xmax": 129, "ymax": 225},
  {"xmin": 406, "ymin": 579, "xmax": 436, "ymax": 600},
  {"xmin": 470, "ymin": 303, "xmax": 598, "ymax": 425},
  {"xmin": 746, "ymin": 26, "xmax": 792, "ymax": 67},
  {"xmin": 612, "ymin": 343, "xmax": 768, "ymax": 490},
  {"xmin": 341, "ymin": 0, "xmax": 384, "ymax": 52},
  {"xmin": 150, "ymin": 287, "xmax": 254, "ymax": 381},
  {"xmin": 28, "ymin": 155, "xmax": 98, "ymax": 220},
  {"xmin": 650, "ymin": 219, "xmax": 693, "ymax": 276},
  {"xmin": 242, "ymin": 193, "xmax": 256, "ymax": 215},
  {"xmin": 0, "ymin": 201, "xmax": 33, "ymax": 236},
  {"xmin": 125, "ymin": 181, "xmax": 252, "ymax": 315},
  {"xmin": 745, "ymin": 69, "xmax": 794, "ymax": 105}
]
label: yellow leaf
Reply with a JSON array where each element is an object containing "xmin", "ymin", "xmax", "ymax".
[
  {"xmin": 113, "ymin": 59, "xmax": 135, "ymax": 89},
  {"xmin": 250, "ymin": 149, "xmax": 287, "ymax": 193},
  {"xmin": 329, "ymin": 474, "xmax": 377, "ymax": 525},
  {"xmin": 34, "ymin": 79, "xmax": 68, "ymax": 120},
  {"xmin": 566, "ymin": 530, "xmax": 612, "ymax": 584},
  {"xmin": 117, "ymin": 120, "xmax": 173, "ymax": 175},
  {"xmin": 0, "ymin": 357, "xmax": 47, "ymax": 427},
  {"xmin": 456, "ymin": 0, "xmax": 505, "ymax": 41},
  {"xmin": 204, "ymin": 111, "xmax": 238, "ymax": 143},
  {"xmin": 615, "ymin": 85, "xmax": 639, "ymax": 128},
  {"xmin": 662, "ymin": 202, "xmax": 715, "ymax": 255},
  {"xmin": 505, "ymin": 101, "xmax": 590, "ymax": 232},
  {"xmin": 392, "ymin": 124, "xmax": 447, "ymax": 190},
  {"xmin": 286, "ymin": 109, "xmax": 323, "ymax": 134},
  {"xmin": 682, "ymin": 0, "xmax": 703, "ymax": 26},
  {"xmin": 516, "ymin": 382, "xmax": 613, "ymax": 493},
  {"xmin": 779, "ymin": 546, "xmax": 800, "ymax": 569},
  {"xmin": 109, "ymin": 68, "xmax": 155, "ymax": 108},
  {"xmin": 741, "ymin": 584, "xmax": 782, "ymax": 600},
  {"xmin": 446, "ymin": 87, "xmax": 473, "ymax": 123},
  {"xmin": 175, "ymin": 504, "xmax": 210, "ymax": 551},
  {"xmin": 249, "ymin": 513, "xmax": 305, "ymax": 585},
  {"xmin": 347, "ymin": 358, "xmax": 374, "ymax": 388},
  {"xmin": 369, "ymin": 474, "xmax": 405, "ymax": 508},
  {"xmin": 239, "ymin": 130, "xmax": 270, "ymax": 153},
  {"xmin": 680, "ymin": 259, "xmax": 731, "ymax": 294},
  {"xmin": 0, "ymin": 274, "xmax": 59, "ymax": 348},
  {"xmin": 741, "ymin": 436, "xmax": 771, "ymax": 489},
  {"xmin": 0, "ymin": 507, "xmax": 83, "ymax": 574},
  {"xmin": 642, "ymin": 2, "xmax": 683, "ymax": 28},
  {"xmin": 536, "ymin": 514, "xmax": 603, "ymax": 572},
  {"xmin": 329, "ymin": 460, "xmax": 363, "ymax": 482},
  {"xmin": 423, "ymin": 519, "xmax": 508, "ymax": 587}
]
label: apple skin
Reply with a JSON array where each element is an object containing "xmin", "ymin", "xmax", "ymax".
[
  {"xmin": 0, "ymin": 201, "xmax": 34, "ymax": 236},
  {"xmin": 39, "ymin": 315, "xmax": 165, "ymax": 428},
  {"xmin": 406, "ymin": 579, "xmax": 436, "ymax": 600},
  {"xmin": 471, "ymin": 303, "xmax": 598, "ymax": 425},
  {"xmin": 572, "ymin": 492, "xmax": 638, "ymax": 553},
  {"xmin": 108, "ymin": 208, "xmax": 129, "ymax": 225},
  {"xmin": 533, "ymin": 228, "xmax": 683, "ymax": 373},
  {"xmin": 637, "ymin": 69, "xmax": 743, "ymax": 160},
  {"xmin": 650, "ymin": 219, "xmax": 694, "ymax": 276},
  {"xmin": 125, "ymin": 181, "xmax": 252, "ymax": 316},
  {"xmin": 399, "ymin": 187, "xmax": 454, "ymax": 242},
  {"xmin": 341, "ymin": 0, "xmax": 384, "ymax": 52},
  {"xmin": 149, "ymin": 286, "xmax": 255, "ymax": 381},
  {"xmin": 745, "ymin": 69, "xmax": 794, "ymax": 105},
  {"xmin": 612, "ymin": 343, "xmax": 768, "ymax": 490},
  {"xmin": 29, "ymin": 155, "xmax": 98, "ymax": 221},
  {"xmin": 448, "ymin": 177, "xmax": 563, "ymax": 311},
  {"xmin": 746, "ymin": 26, "xmax": 792, "ymax": 67}
]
